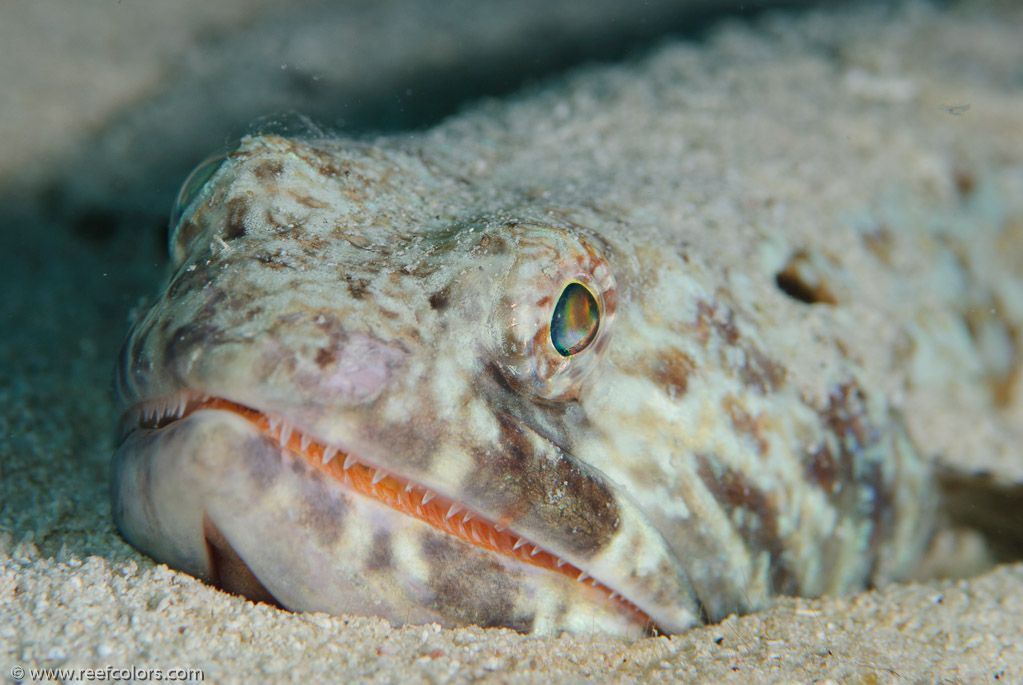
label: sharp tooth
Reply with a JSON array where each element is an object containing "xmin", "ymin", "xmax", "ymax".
[
  {"xmin": 445, "ymin": 504, "xmax": 461, "ymax": 520},
  {"xmin": 371, "ymin": 469, "xmax": 387, "ymax": 485},
  {"xmin": 530, "ymin": 545, "xmax": 541, "ymax": 557},
  {"xmin": 471, "ymin": 527, "xmax": 483, "ymax": 543},
  {"xmin": 461, "ymin": 512, "xmax": 473, "ymax": 524},
  {"xmin": 404, "ymin": 482, "xmax": 414, "ymax": 493},
  {"xmin": 343, "ymin": 454, "xmax": 357, "ymax": 471},
  {"xmin": 268, "ymin": 415, "xmax": 281, "ymax": 432},
  {"xmin": 591, "ymin": 578, "xmax": 599, "ymax": 587},
  {"xmin": 512, "ymin": 537, "xmax": 527, "ymax": 551},
  {"xmin": 279, "ymin": 423, "xmax": 293, "ymax": 447},
  {"xmin": 321, "ymin": 446, "xmax": 338, "ymax": 465},
  {"xmin": 421, "ymin": 490, "xmax": 436, "ymax": 505},
  {"xmin": 577, "ymin": 572, "xmax": 589, "ymax": 583},
  {"xmin": 299, "ymin": 434, "xmax": 312, "ymax": 452},
  {"xmin": 175, "ymin": 395, "xmax": 187, "ymax": 417},
  {"xmin": 608, "ymin": 592, "xmax": 618, "ymax": 601},
  {"xmin": 488, "ymin": 530, "xmax": 498, "ymax": 547},
  {"xmin": 493, "ymin": 522, "xmax": 506, "ymax": 532},
  {"xmin": 555, "ymin": 557, "xmax": 566, "ymax": 568}
]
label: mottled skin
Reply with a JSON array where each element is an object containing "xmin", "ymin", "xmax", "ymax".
[{"xmin": 112, "ymin": 131, "xmax": 934, "ymax": 637}]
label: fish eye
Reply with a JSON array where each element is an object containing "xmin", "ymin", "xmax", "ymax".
[
  {"xmin": 169, "ymin": 151, "xmax": 228, "ymax": 230},
  {"xmin": 550, "ymin": 282, "xmax": 600, "ymax": 356}
]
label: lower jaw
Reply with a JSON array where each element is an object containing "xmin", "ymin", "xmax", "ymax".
[{"xmin": 116, "ymin": 396, "xmax": 654, "ymax": 636}]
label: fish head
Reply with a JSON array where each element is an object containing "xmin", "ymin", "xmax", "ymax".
[{"xmin": 112, "ymin": 134, "xmax": 700, "ymax": 636}]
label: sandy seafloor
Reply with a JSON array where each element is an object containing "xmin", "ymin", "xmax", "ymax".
[{"xmin": 2, "ymin": 0, "xmax": 1022, "ymax": 682}]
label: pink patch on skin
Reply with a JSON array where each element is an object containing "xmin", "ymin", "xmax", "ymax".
[{"xmin": 311, "ymin": 333, "xmax": 405, "ymax": 403}]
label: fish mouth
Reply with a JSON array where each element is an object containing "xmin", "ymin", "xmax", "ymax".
[{"xmin": 121, "ymin": 390, "xmax": 654, "ymax": 630}]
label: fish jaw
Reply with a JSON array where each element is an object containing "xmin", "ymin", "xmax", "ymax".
[{"xmin": 112, "ymin": 405, "xmax": 685, "ymax": 635}]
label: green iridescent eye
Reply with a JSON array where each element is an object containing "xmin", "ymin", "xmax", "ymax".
[
  {"xmin": 551, "ymin": 282, "xmax": 600, "ymax": 356},
  {"xmin": 169, "ymin": 151, "xmax": 228, "ymax": 229}
]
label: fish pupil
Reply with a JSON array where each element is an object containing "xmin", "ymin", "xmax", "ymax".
[{"xmin": 551, "ymin": 282, "xmax": 599, "ymax": 356}]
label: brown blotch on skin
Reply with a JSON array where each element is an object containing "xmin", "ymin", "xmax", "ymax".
[
  {"xmin": 692, "ymin": 300, "xmax": 786, "ymax": 394},
  {"xmin": 255, "ymin": 252, "xmax": 292, "ymax": 270},
  {"xmin": 954, "ymin": 166, "xmax": 976, "ymax": 197},
  {"xmin": 695, "ymin": 455, "xmax": 796, "ymax": 595},
  {"xmin": 298, "ymin": 234, "xmax": 329, "ymax": 254},
  {"xmin": 315, "ymin": 347, "xmax": 337, "ymax": 368},
  {"xmin": 820, "ymin": 383, "xmax": 873, "ymax": 449},
  {"xmin": 722, "ymin": 395, "xmax": 768, "ymax": 455},
  {"xmin": 602, "ymin": 285, "xmax": 618, "ymax": 316},
  {"xmin": 993, "ymin": 362, "xmax": 1020, "ymax": 409},
  {"xmin": 422, "ymin": 534, "xmax": 534, "ymax": 631},
  {"xmin": 223, "ymin": 196, "xmax": 249, "ymax": 240},
  {"xmin": 739, "ymin": 346, "xmax": 787, "ymax": 395},
  {"xmin": 961, "ymin": 299, "xmax": 1020, "ymax": 408},
  {"xmin": 242, "ymin": 305, "xmax": 264, "ymax": 323},
  {"xmin": 715, "ymin": 309, "xmax": 740, "ymax": 345},
  {"xmin": 475, "ymin": 413, "xmax": 620, "ymax": 558},
  {"xmin": 252, "ymin": 159, "xmax": 284, "ymax": 182},
  {"xmin": 296, "ymin": 146, "xmax": 352, "ymax": 180},
  {"xmin": 693, "ymin": 301, "xmax": 714, "ymax": 345},
  {"xmin": 805, "ymin": 443, "xmax": 838, "ymax": 494},
  {"xmin": 366, "ymin": 529, "xmax": 393, "ymax": 572},
  {"xmin": 244, "ymin": 433, "xmax": 285, "ymax": 489},
  {"xmin": 694, "ymin": 301, "xmax": 739, "ymax": 345},
  {"xmin": 532, "ymin": 326, "xmax": 550, "ymax": 358},
  {"xmin": 293, "ymin": 461, "xmax": 347, "ymax": 548},
  {"xmin": 651, "ymin": 348, "xmax": 696, "ymax": 399},
  {"xmin": 345, "ymin": 275, "xmax": 370, "ymax": 299},
  {"xmin": 291, "ymin": 193, "xmax": 331, "ymax": 209},
  {"xmin": 807, "ymin": 383, "xmax": 897, "ymax": 564},
  {"xmin": 429, "ymin": 287, "xmax": 450, "ymax": 311}
]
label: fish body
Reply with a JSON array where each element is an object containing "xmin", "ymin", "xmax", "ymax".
[{"xmin": 112, "ymin": 31, "xmax": 1022, "ymax": 636}]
